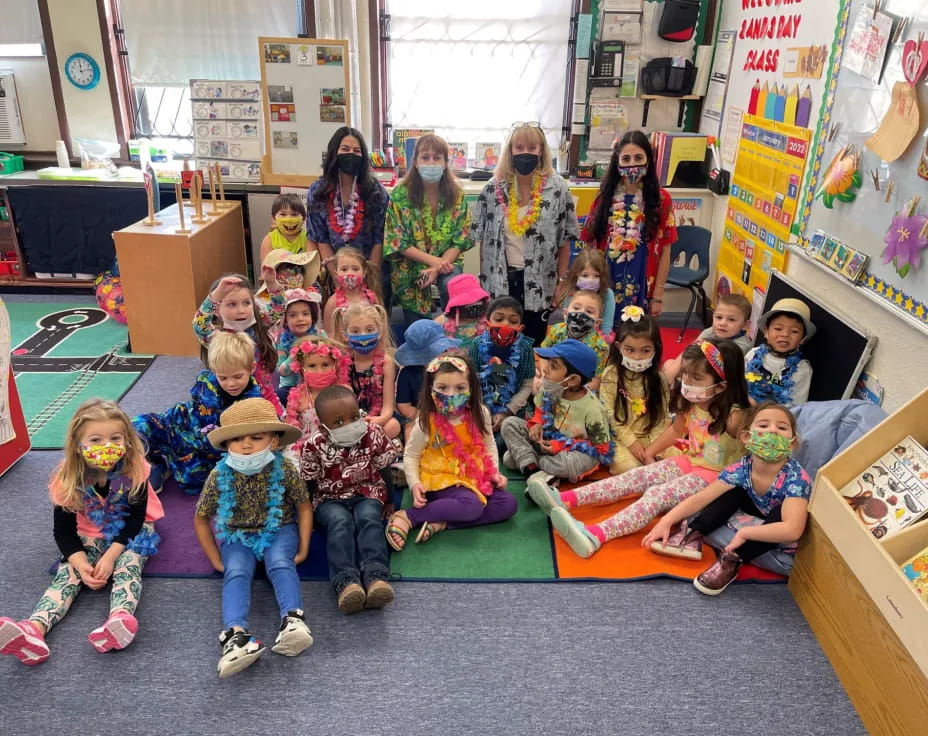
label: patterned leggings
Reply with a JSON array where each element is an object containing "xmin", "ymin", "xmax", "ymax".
[
  {"xmin": 29, "ymin": 526, "xmax": 151, "ymax": 632},
  {"xmin": 566, "ymin": 458, "xmax": 709, "ymax": 542}
]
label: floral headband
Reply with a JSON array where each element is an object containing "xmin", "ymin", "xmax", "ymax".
[
  {"xmin": 621, "ymin": 305, "xmax": 645, "ymax": 322},
  {"xmin": 697, "ymin": 339, "xmax": 726, "ymax": 380},
  {"xmin": 290, "ymin": 339, "xmax": 351, "ymax": 382},
  {"xmin": 426, "ymin": 355, "xmax": 469, "ymax": 374}
]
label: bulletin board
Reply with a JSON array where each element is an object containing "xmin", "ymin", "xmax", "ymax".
[
  {"xmin": 794, "ymin": 0, "xmax": 928, "ymax": 332},
  {"xmin": 258, "ymin": 37, "xmax": 351, "ymax": 187}
]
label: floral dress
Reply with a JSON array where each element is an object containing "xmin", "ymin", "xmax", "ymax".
[{"xmin": 383, "ymin": 184, "xmax": 472, "ymax": 315}]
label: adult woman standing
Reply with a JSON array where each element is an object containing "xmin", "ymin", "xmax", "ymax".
[
  {"xmin": 384, "ymin": 134, "xmax": 473, "ymax": 325},
  {"xmin": 306, "ymin": 127, "xmax": 391, "ymax": 306},
  {"xmin": 580, "ymin": 130, "xmax": 677, "ymax": 330},
  {"xmin": 472, "ymin": 123, "xmax": 579, "ymax": 345}
]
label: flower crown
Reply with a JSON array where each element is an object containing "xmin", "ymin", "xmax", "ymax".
[
  {"xmin": 621, "ymin": 305, "xmax": 645, "ymax": 322},
  {"xmin": 289, "ymin": 339, "xmax": 351, "ymax": 382}
]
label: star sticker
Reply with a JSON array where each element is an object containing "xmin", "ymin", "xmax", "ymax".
[
  {"xmin": 876, "ymin": 281, "xmax": 885, "ymax": 294},
  {"xmin": 895, "ymin": 292, "xmax": 904, "ymax": 305},
  {"xmin": 916, "ymin": 305, "xmax": 926, "ymax": 319},
  {"xmin": 885, "ymin": 286, "xmax": 895, "ymax": 299},
  {"xmin": 905, "ymin": 298, "xmax": 914, "ymax": 311},
  {"xmin": 867, "ymin": 275, "xmax": 876, "ymax": 287}
]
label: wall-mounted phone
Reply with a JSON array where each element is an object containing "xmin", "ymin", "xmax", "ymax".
[{"xmin": 590, "ymin": 40, "xmax": 625, "ymax": 88}]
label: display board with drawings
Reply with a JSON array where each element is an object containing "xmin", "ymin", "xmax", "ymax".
[
  {"xmin": 795, "ymin": 0, "xmax": 928, "ymax": 333},
  {"xmin": 190, "ymin": 79, "xmax": 263, "ymax": 183},
  {"xmin": 258, "ymin": 37, "xmax": 351, "ymax": 186}
]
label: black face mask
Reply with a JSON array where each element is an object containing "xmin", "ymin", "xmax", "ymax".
[
  {"xmin": 565, "ymin": 311, "xmax": 595, "ymax": 339},
  {"xmin": 460, "ymin": 303, "xmax": 486, "ymax": 320},
  {"xmin": 512, "ymin": 153, "xmax": 539, "ymax": 176},
  {"xmin": 337, "ymin": 153, "xmax": 363, "ymax": 177}
]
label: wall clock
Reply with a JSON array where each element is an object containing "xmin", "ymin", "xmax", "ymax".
[{"xmin": 64, "ymin": 52, "xmax": 101, "ymax": 90}]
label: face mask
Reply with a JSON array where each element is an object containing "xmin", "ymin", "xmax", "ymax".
[
  {"xmin": 347, "ymin": 332, "xmax": 380, "ymax": 355},
  {"xmin": 622, "ymin": 354, "xmax": 653, "ymax": 373},
  {"xmin": 489, "ymin": 324, "xmax": 521, "ymax": 348},
  {"xmin": 276, "ymin": 215, "xmax": 303, "ymax": 234},
  {"xmin": 542, "ymin": 377, "xmax": 570, "ymax": 400},
  {"xmin": 325, "ymin": 419, "xmax": 368, "ymax": 448},
  {"xmin": 82, "ymin": 443, "xmax": 126, "ymax": 471},
  {"xmin": 222, "ymin": 314, "xmax": 256, "ymax": 332},
  {"xmin": 618, "ymin": 165, "xmax": 647, "ymax": 184},
  {"xmin": 680, "ymin": 380, "xmax": 720, "ymax": 403},
  {"xmin": 512, "ymin": 153, "xmax": 540, "ymax": 176},
  {"xmin": 305, "ymin": 369, "xmax": 337, "ymax": 390},
  {"xmin": 225, "ymin": 446, "xmax": 275, "ymax": 476},
  {"xmin": 565, "ymin": 311, "xmax": 595, "ymax": 339},
  {"xmin": 432, "ymin": 389, "xmax": 469, "ymax": 416},
  {"xmin": 418, "ymin": 164, "xmax": 445, "ymax": 183},
  {"xmin": 337, "ymin": 273, "xmax": 362, "ymax": 291},
  {"xmin": 460, "ymin": 304, "xmax": 485, "ymax": 321},
  {"xmin": 277, "ymin": 265, "xmax": 304, "ymax": 290},
  {"xmin": 337, "ymin": 153, "xmax": 363, "ymax": 177},
  {"xmin": 576, "ymin": 277, "xmax": 600, "ymax": 292},
  {"xmin": 746, "ymin": 430, "xmax": 793, "ymax": 463}
]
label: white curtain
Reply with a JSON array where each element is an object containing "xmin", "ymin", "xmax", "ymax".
[
  {"xmin": 315, "ymin": 0, "xmax": 368, "ymax": 140},
  {"xmin": 119, "ymin": 0, "xmax": 297, "ymax": 85},
  {"xmin": 0, "ymin": 0, "xmax": 43, "ymax": 45},
  {"xmin": 386, "ymin": 0, "xmax": 571, "ymax": 150}
]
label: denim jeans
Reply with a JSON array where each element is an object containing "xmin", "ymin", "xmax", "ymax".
[
  {"xmin": 314, "ymin": 497, "xmax": 390, "ymax": 593},
  {"xmin": 220, "ymin": 522, "xmax": 302, "ymax": 630}
]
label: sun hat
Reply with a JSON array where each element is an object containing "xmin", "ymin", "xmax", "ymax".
[
  {"xmin": 444, "ymin": 273, "xmax": 490, "ymax": 312},
  {"xmin": 395, "ymin": 319, "xmax": 461, "ymax": 366},
  {"xmin": 284, "ymin": 287, "xmax": 321, "ymax": 307},
  {"xmin": 534, "ymin": 338, "xmax": 597, "ymax": 382},
  {"xmin": 257, "ymin": 249, "xmax": 321, "ymax": 293},
  {"xmin": 207, "ymin": 397, "xmax": 302, "ymax": 449},
  {"xmin": 757, "ymin": 298, "xmax": 816, "ymax": 342}
]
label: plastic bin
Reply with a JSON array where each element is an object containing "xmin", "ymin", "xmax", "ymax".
[{"xmin": 0, "ymin": 153, "xmax": 25, "ymax": 175}]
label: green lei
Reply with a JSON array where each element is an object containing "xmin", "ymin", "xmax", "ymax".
[{"xmin": 420, "ymin": 203, "xmax": 455, "ymax": 251}]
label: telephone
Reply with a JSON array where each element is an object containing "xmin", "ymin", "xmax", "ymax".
[{"xmin": 591, "ymin": 41, "xmax": 624, "ymax": 88}]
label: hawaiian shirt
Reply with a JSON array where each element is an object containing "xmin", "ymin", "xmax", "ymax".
[{"xmin": 718, "ymin": 455, "xmax": 812, "ymax": 516}]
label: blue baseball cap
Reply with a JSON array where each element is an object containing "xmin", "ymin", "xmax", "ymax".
[
  {"xmin": 396, "ymin": 319, "xmax": 461, "ymax": 367},
  {"xmin": 534, "ymin": 338, "xmax": 597, "ymax": 382}
]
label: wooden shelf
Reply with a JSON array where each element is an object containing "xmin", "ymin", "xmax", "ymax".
[{"xmin": 639, "ymin": 95, "xmax": 702, "ymax": 127}]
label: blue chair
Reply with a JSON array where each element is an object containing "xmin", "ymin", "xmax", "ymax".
[{"xmin": 666, "ymin": 225, "xmax": 711, "ymax": 342}]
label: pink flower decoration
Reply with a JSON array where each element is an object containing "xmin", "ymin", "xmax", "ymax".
[{"xmin": 882, "ymin": 213, "xmax": 928, "ymax": 278}]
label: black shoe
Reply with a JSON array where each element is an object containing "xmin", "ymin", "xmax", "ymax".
[{"xmin": 217, "ymin": 628, "xmax": 264, "ymax": 678}]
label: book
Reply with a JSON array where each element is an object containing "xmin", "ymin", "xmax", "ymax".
[
  {"xmin": 446, "ymin": 142, "xmax": 468, "ymax": 171},
  {"xmin": 840, "ymin": 436, "xmax": 928, "ymax": 539},
  {"xmin": 901, "ymin": 545, "xmax": 928, "ymax": 605},
  {"xmin": 474, "ymin": 141, "xmax": 500, "ymax": 171},
  {"xmin": 391, "ymin": 128, "xmax": 434, "ymax": 173}
]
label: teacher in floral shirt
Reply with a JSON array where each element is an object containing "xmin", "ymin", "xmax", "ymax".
[
  {"xmin": 472, "ymin": 123, "xmax": 579, "ymax": 345},
  {"xmin": 384, "ymin": 134, "xmax": 472, "ymax": 326}
]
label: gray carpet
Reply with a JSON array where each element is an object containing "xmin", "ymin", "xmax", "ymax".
[{"xmin": 0, "ymin": 294, "xmax": 864, "ymax": 735}]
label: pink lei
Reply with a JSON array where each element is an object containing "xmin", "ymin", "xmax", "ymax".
[
  {"xmin": 432, "ymin": 411, "xmax": 499, "ymax": 498},
  {"xmin": 254, "ymin": 362, "xmax": 284, "ymax": 416},
  {"xmin": 334, "ymin": 283, "xmax": 379, "ymax": 309}
]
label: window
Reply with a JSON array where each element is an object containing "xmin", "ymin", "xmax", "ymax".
[
  {"xmin": 385, "ymin": 0, "xmax": 572, "ymax": 156},
  {"xmin": 114, "ymin": 0, "xmax": 299, "ymax": 142}
]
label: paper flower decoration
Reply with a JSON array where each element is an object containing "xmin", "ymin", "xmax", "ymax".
[
  {"xmin": 94, "ymin": 270, "xmax": 127, "ymax": 324},
  {"xmin": 816, "ymin": 145, "xmax": 861, "ymax": 208},
  {"xmin": 621, "ymin": 305, "xmax": 645, "ymax": 322},
  {"xmin": 882, "ymin": 199, "xmax": 928, "ymax": 278}
]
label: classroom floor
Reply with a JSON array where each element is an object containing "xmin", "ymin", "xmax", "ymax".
[{"xmin": 0, "ymin": 294, "xmax": 865, "ymax": 735}]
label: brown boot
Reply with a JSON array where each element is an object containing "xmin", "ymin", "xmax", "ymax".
[
  {"xmin": 337, "ymin": 583, "xmax": 366, "ymax": 614},
  {"xmin": 364, "ymin": 580, "xmax": 395, "ymax": 609},
  {"xmin": 693, "ymin": 551, "xmax": 743, "ymax": 595}
]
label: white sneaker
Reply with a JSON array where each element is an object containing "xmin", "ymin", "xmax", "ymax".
[
  {"xmin": 502, "ymin": 450, "xmax": 518, "ymax": 470},
  {"xmin": 217, "ymin": 629, "xmax": 265, "ymax": 678},
  {"xmin": 271, "ymin": 610, "xmax": 313, "ymax": 656}
]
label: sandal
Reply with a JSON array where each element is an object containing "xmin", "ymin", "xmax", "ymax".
[
  {"xmin": 385, "ymin": 511, "xmax": 411, "ymax": 552},
  {"xmin": 415, "ymin": 521, "xmax": 447, "ymax": 545}
]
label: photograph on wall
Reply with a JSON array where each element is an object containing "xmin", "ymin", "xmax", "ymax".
[
  {"xmin": 320, "ymin": 87, "xmax": 345, "ymax": 105},
  {"xmin": 268, "ymin": 85, "xmax": 294, "ymax": 103},
  {"xmin": 296, "ymin": 44, "xmax": 313, "ymax": 65},
  {"xmin": 264, "ymin": 43, "xmax": 291, "ymax": 64},
  {"xmin": 210, "ymin": 140, "xmax": 229, "ymax": 157},
  {"xmin": 317, "ymin": 46, "xmax": 343, "ymax": 66},
  {"xmin": 320, "ymin": 105, "xmax": 346, "ymax": 123},
  {"xmin": 273, "ymin": 131, "xmax": 299, "ymax": 149},
  {"xmin": 270, "ymin": 103, "xmax": 296, "ymax": 122}
]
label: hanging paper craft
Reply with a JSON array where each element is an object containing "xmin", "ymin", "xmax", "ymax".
[
  {"xmin": 816, "ymin": 144, "xmax": 862, "ymax": 208},
  {"xmin": 865, "ymin": 81, "xmax": 920, "ymax": 162},
  {"xmin": 882, "ymin": 197, "xmax": 928, "ymax": 279},
  {"xmin": 901, "ymin": 37, "xmax": 928, "ymax": 85}
]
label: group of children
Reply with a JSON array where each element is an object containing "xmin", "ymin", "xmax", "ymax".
[{"xmin": 0, "ymin": 189, "xmax": 820, "ymax": 678}]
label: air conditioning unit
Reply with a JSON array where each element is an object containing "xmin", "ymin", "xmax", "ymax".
[{"xmin": 0, "ymin": 72, "xmax": 27, "ymax": 145}]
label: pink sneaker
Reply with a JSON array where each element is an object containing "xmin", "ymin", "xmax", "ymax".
[
  {"xmin": 650, "ymin": 521, "xmax": 704, "ymax": 561},
  {"xmin": 0, "ymin": 617, "xmax": 50, "ymax": 665},
  {"xmin": 88, "ymin": 611, "xmax": 139, "ymax": 653}
]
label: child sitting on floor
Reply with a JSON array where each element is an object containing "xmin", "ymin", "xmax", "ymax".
[
  {"xmin": 323, "ymin": 246, "xmax": 382, "ymax": 335},
  {"xmin": 259, "ymin": 193, "xmax": 313, "ymax": 262},
  {"xmin": 501, "ymin": 339, "xmax": 613, "ymax": 489},
  {"xmin": 540, "ymin": 290, "xmax": 609, "ymax": 386},
  {"xmin": 300, "ymin": 386, "xmax": 401, "ymax": 613},
  {"xmin": 644, "ymin": 401, "xmax": 811, "ymax": 595},
  {"xmin": 257, "ymin": 249, "xmax": 321, "ymax": 306},
  {"xmin": 194, "ymin": 398, "xmax": 313, "ymax": 678},
  {"xmin": 275, "ymin": 287, "xmax": 324, "ymax": 407},
  {"xmin": 437, "ymin": 273, "xmax": 490, "ymax": 341},
  {"xmin": 552, "ymin": 247, "xmax": 616, "ymax": 338},
  {"xmin": 663, "ymin": 293, "xmax": 752, "ymax": 382},
  {"xmin": 745, "ymin": 298, "xmax": 815, "ymax": 406}
]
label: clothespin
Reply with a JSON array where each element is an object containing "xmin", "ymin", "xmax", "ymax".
[
  {"xmin": 871, "ymin": 0, "xmax": 881, "ymax": 20},
  {"xmin": 891, "ymin": 17, "xmax": 909, "ymax": 45},
  {"xmin": 870, "ymin": 169, "xmax": 880, "ymax": 191},
  {"xmin": 920, "ymin": 218, "xmax": 928, "ymax": 240},
  {"xmin": 884, "ymin": 179, "xmax": 895, "ymax": 204},
  {"xmin": 828, "ymin": 122, "xmax": 841, "ymax": 142}
]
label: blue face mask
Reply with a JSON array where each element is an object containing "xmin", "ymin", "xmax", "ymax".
[
  {"xmin": 225, "ymin": 446, "xmax": 275, "ymax": 476},
  {"xmin": 347, "ymin": 332, "xmax": 380, "ymax": 355},
  {"xmin": 432, "ymin": 389, "xmax": 469, "ymax": 416},
  {"xmin": 418, "ymin": 164, "xmax": 445, "ymax": 183}
]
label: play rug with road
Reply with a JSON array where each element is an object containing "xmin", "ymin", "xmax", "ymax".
[{"xmin": 6, "ymin": 302, "xmax": 154, "ymax": 449}]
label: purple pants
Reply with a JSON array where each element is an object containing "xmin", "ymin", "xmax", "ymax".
[{"xmin": 405, "ymin": 485, "xmax": 518, "ymax": 530}]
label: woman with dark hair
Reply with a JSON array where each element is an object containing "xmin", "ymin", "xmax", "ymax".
[
  {"xmin": 306, "ymin": 127, "xmax": 391, "ymax": 304},
  {"xmin": 580, "ymin": 130, "xmax": 677, "ymax": 329}
]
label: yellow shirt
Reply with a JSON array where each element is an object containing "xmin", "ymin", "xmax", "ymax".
[
  {"xmin": 269, "ymin": 227, "xmax": 308, "ymax": 254},
  {"xmin": 419, "ymin": 419, "xmax": 489, "ymax": 504},
  {"xmin": 681, "ymin": 404, "xmax": 743, "ymax": 471}
]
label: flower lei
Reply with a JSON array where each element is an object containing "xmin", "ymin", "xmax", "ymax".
[
  {"xmin": 334, "ymin": 284, "xmax": 379, "ymax": 310},
  {"xmin": 745, "ymin": 344, "xmax": 802, "ymax": 405},
  {"xmin": 540, "ymin": 393, "xmax": 614, "ymax": 465},
  {"xmin": 81, "ymin": 473, "xmax": 161, "ymax": 556},
  {"xmin": 618, "ymin": 386, "xmax": 647, "ymax": 417},
  {"xmin": 431, "ymin": 412, "xmax": 498, "ymax": 498},
  {"xmin": 496, "ymin": 174, "xmax": 546, "ymax": 237},
  {"xmin": 477, "ymin": 331, "xmax": 519, "ymax": 416},
  {"xmin": 328, "ymin": 187, "xmax": 365, "ymax": 241},
  {"xmin": 214, "ymin": 454, "xmax": 285, "ymax": 561},
  {"xmin": 420, "ymin": 203, "xmax": 455, "ymax": 247},
  {"xmin": 351, "ymin": 348, "xmax": 386, "ymax": 417},
  {"xmin": 607, "ymin": 194, "xmax": 645, "ymax": 260},
  {"xmin": 284, "ymin": 339, "xmax": 351, "ymax": 431},
  {"xmin": 443, "ymin": 314, "xmax": 487, "ymax": 340}
]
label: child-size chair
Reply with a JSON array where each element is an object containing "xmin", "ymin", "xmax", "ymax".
[{"xmin": 666, "ymin": 225, "xmax": 711, "ymax": 341}]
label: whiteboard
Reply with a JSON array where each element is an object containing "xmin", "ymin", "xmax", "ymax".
[
  {"xmin": 258, "ymin": 37, "xmax": 351, "ymax": 186},
  {"xmin": 797, "ymin": 0, "xmax": 928, "ymax": 331}
]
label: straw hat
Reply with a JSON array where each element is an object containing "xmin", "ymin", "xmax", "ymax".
[
  {"xmin": 757, "ymin": 298, "xmax": 816, "ymax": 342},
  {"xmin": 257, "ymin": 249, "xmax": 321, "ymax": 293},
  {"xmin": 207, "ymin": 397, "xmax": 302, "ymax": 449}
]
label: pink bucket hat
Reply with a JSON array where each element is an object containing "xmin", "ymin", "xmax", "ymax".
[{"xmin": 444, "ymin": 273, "xmax": 489, "ymax": 312}]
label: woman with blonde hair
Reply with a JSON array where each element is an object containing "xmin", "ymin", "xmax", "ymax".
[{"xmin": 471, "ymin": 123, "xmax": 579, "ymax": 344}]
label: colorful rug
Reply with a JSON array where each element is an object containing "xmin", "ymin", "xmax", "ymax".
[{"xmin": 5, "ymin": 302, "xmax": 154, "ymax": 449}]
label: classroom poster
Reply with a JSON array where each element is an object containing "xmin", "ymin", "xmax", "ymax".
[{"xmin": 715, "ymin": 114, "xmax": 811, "ymax": 300}]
